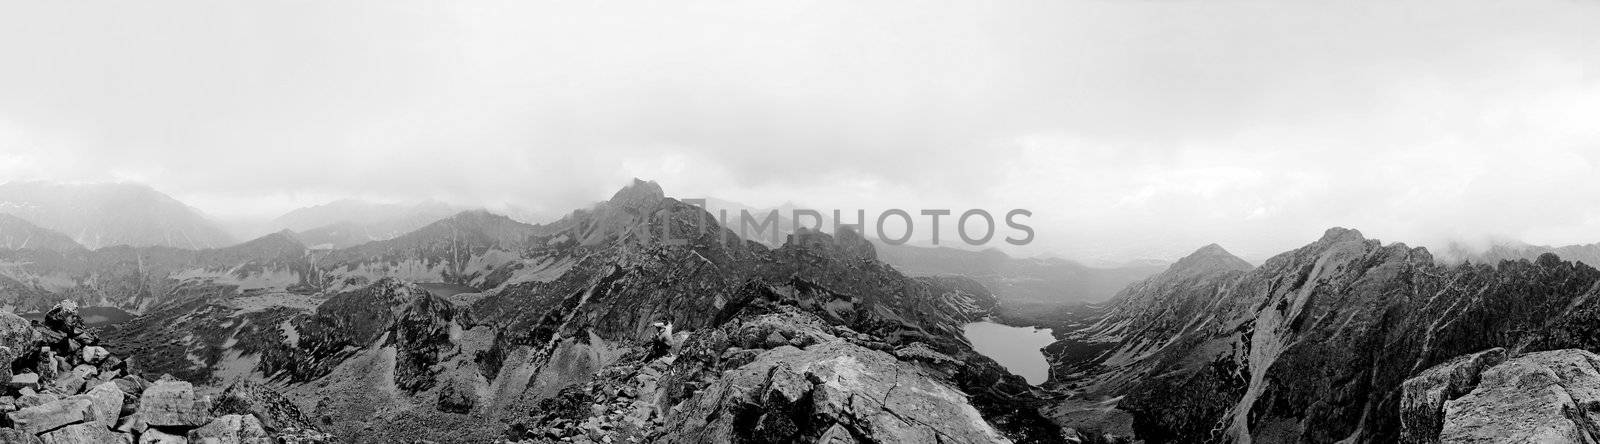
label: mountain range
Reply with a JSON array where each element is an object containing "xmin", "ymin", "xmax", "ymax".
[
  {"xmin": 26, "ymin": 179, "xmax": 1048, "ymax": 442},
  {"xmin": 1046, "ymin": 228, "xmax": 1600, "ymax": 442},
  {"xmin": 2, "ymin": 180, "xmax": 1599, "ymax": 442},
  {"xmin": 269, "ymin": 199, "xmax": 466, "ymax": 249}
]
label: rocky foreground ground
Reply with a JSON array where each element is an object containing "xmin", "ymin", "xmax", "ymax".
[{"xmin": 0, "ymin": 302, "xmax": 331, "ymax": 443}]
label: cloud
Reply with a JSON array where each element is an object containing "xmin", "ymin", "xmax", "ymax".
[{"xmin": 0, "ymin": 0, "xmax": 1596, "ymax": 261}]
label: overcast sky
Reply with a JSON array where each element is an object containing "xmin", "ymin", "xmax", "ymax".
[{"xmin": 2, "ymin": 1, "xmax": 1597, "ymax": 262}]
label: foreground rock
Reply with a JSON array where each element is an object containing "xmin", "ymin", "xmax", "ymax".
[
  {"xmin": 664, "ymin": 341, "xmax": 1012, "ymax": 443},
  {"xmin": 1398, "ymin": 348, "xmax": 1510, "ymax": 443},
  {"xmin": 501, "ymin": 300, "xmax": 1027, "ymax": 443},
  {"xmin": 0, "ymin": 302, "xmax": 331, "ymax": 443},
  {"xmin": 1402, "ymin": 349, "xmax": 1600, "ymax": 443}
]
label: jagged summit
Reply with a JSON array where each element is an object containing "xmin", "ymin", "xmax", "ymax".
[
  {"xmin": 565, "ymin": 179, "xmax": 699, "ymax": 246},
  {"xmin": 607, "ymin": 178, "xmax": 665, "ymax": 211},
  {"xmin": 1319, "ymin": 226, "xmax": 1367, "ymax": 244},
  {"xmin": 785, "ymin": 226, "xmax": 877, "ymax": 261},
  {"xmin": 1302, "ymin": 226, "xmax": 1436, "ymax": 265},
  {"xmin": 1168, "ymin": 242, "xmax": 1252, "ymax": 274}
]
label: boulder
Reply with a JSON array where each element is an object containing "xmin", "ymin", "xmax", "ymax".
[
  {"xmin": 113, "ymin": 376, "xmax": 149, "ymax": 399},
  {"xmin": 16, "ymin": 392, "xmax": 58, "ymax": 409},
  {"xmin": 1434, "ymin": 349, "xmax": 1600, "ymax": 443},
  {"xmin": 186, "ymin": 414, "xmax": 271, "ymax": 444},
  {"xmin": 137, "ymin": 428, "xmax": 186, "ymax": 443},
  {"xmin": 7, "ymin": 397, "xmax": 97, "ymax": 435},
  {"xmin": 79, "ymin": 347, "xmax": 110, "ymax": 365},
  {"xmin": 73, "ymin": 382, "xmax": 125, "ymax": 428},
  {"xmin": 8, "ymin": 373, "xmax": 40, "ymax": 392},
  {"xmin": 51, "ymin": 374, "xmax": 85, "ymax": 396},
  {"xmin": 0, "ymin": 428, "xmax": 42, "ymax": 444},
  {"xmin": 69, "ymin": 365, "xmax": 96, "ymax": 380},
  {"xmin": 0, "ymin": 312, "xmax": 37, "ymax": 354},
  {"xmin": 115, "ymin": 413, "xmax": 147, "ymax": 434},
  {"xmin": 38, "ymin": 422, "xmax": 133, "ymax": 444},
  {"xmin": 137, "ymin": 378, "xmax": 210, "ymax": 428}
]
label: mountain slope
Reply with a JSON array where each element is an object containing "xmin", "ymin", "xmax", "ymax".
[
  {"xmin": 0, "ymin": 181, "xmax": 234, "ymax": 249},
  {"xmin": 316, "ymin": 209, "xmax": 543, "ymax": 292},
  {"xmin": 0, "ymin": 213, "xmax": 85, "ymax": 254},
  {"xmin": 1049, "ymin": 228, "xmax": 1600, "ymax": 443},
  {"xmin": 0, "ymin": 229, "xmax": 313, "ymax": 313}
]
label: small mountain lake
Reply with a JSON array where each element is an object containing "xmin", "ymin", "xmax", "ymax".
[
  {"xmin": 416, "ymin": 282, "xmax": 479, "ymax": 298},
  {"xmin": 962, "ymin": 321, "xmax": 1056, "ymax": 385},
  {"xmin": 18, "ymin": 306, "xmax": 138, "ymax": 328}
]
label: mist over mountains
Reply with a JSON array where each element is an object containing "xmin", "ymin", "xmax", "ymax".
[{"xmin": 0, "ymin": 182, "xmax": 235, "ymax": 250}]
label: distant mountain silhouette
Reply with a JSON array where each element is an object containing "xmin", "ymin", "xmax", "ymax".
[
  {"xmin": 0, "ymin": 181, "xmax": 234, "ymax": 249},
  {"xmin": 272, "ymin": 199, "xmax": 463, "ymax": 249},
  {"xmin": 876, "ymin": 242, "xmax": 1166, "ymax": 306},
  {"xmin": 0, "ymin": 213, "xmax": 85, "ymax": 254}
]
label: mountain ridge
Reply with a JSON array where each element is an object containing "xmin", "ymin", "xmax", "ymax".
[
  {"xmin": 1046, "ymin": 226, "xmax": 1600, "ymax": 443},
  {"xmin": 0, "ymin": 181, "xmax": 235, "ymax": 249}
]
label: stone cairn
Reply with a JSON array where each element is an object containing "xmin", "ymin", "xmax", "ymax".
[{"xmin": 0, "ymin": 301, "xmax": 331, "ymax": 443}]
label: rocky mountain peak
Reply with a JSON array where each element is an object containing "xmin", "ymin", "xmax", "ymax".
[
  {"xmin": 784, "ymin": 226, "xmax": 877, "ymax": 261},
  {"xmin": 606, "ymin": 178, "xmax": 665, "ymax": 211},
  {"xmin": 1168, "ymin": 242, "xmax": 1252, "ymax": 274},
  {"xmin": 563, "ymin": 179, "xmax": 690, "ymax": 246},
  {"xmin": 1318, "ymin": 226, "xmax": 1367, "ymax": 244}
]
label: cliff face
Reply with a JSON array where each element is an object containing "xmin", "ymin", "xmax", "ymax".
[
  {"xmin": 1050, "ymin": 228, "xmax": 1600, "ymax": 443},
  {"xmin": 1402, "ymin": 348, "xmax": 1600, "ymax": 443}
]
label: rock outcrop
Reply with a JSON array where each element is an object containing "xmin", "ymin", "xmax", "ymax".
[
  {"xmin": 502, "ymin": 302, "xmax": 1030, "ymax": 443},
  {"xmin": 1398, "ymin": 348, "xmax": 1510, "ymax": 443},
  {"xmin": 663, "ymin": 339, "xmax": 1011, "ymax": 443},
  {"xmin": 0, "ymin": 303, "xmax": 330, "ymax": 443},
  {"xmin": 1402, "ymin": 349, "xmax": 1600, "ymax": 444}
]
